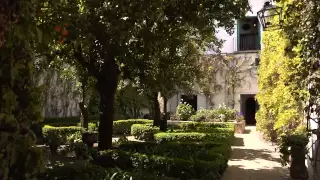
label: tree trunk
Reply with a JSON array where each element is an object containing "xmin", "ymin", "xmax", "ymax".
[
  {"xmin": 152, "ymin": 92, "xmax": 161, "ymax": 126},
  {"xmin": 79, "ymin": 101, "xmax": 89, "ymax": 130},
  {"xmin": 96, "ymin": 58, "xmax": 119, "ymax": 150},
  {"xmin": 160, "ymin": 96, "xmax": 168, "ymax": 131}
]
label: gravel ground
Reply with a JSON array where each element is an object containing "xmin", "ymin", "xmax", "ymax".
[{"xmin": 221, "ymin": 126, "xmax": 291, "ymax": 180}]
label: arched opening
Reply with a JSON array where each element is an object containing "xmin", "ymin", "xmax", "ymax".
[
  {"xmin": 181, "ymin": 95, "xmax": 197, "ymax": 111},
  {"xmin": 245, "ymin": 97, "xmax": 257, "ymax": 125}
]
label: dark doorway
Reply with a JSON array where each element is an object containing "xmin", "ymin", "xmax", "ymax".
[
  {"xmin": 245, "ymin": 97, "xmax": 256, "ymax": 125},
  {"xmin": 181, "ymin": 95, "xmax": 197, "ymax": 111},
  {"xmin": 240, "ymin": 94, "xmax": 259, "ymax": 125}
]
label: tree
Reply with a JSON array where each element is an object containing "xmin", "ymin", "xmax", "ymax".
[
  {"xmin": 115, "ymin": 80, "xmax": 149, "ymax": 119},
  {"xmin": 137, "ymin": 39, "xmax": 202, "ymax": 127},
  {"xmin": 42, "ymin": 0, "xmax": 250, "ymax": 149},
  {"xmin": 0, "ymin": 0, "xmax": 45, "ymax": 179}
]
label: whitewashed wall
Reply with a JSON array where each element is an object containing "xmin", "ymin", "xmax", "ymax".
[
  {"xmin": 216, "ymin": 0, "xmax": 266, "ymax": 53},
  {"xmin": 167, "ymin": 52, "xmax": 258, "ymax": 113}
]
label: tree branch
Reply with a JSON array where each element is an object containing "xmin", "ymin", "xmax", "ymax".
[{"xmin": 72, "ymin": 43, "xmax": 99, "ymax": 77}]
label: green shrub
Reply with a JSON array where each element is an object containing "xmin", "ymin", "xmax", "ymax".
[
  {"xmin": 77, "ymin": 122, "xmax": 99, "ymax": 131},
  {"xmin": 171, "ymin": 122, "xmax": 235, "ymax": 132},
  {"xmin": 190, "ymin": 109, "xmax": 219, "ymax": 122},
  {"xmin": 40, "ymin": 164, "xmax": 129, "ymax": 180},
  {"xmin": 215, "ymin": 104, "xmax": 236, "ymax": 121},
  {"xmin": 190, "ymin": 113, "xmax": 207, "ymax": 122},
  {"xmin": 113, "ymin": 119, "xmax": 152, "ymax": 135},
  {"xmin": 176, "ymin": 103, "xmax": 195, "ymax": 121},
  {"xmin": 116, "ymin": 141, "xmax": 231, "ymax": 162},
  {"xmin": 154, "ymin": 132, "xmax": 231, "ymax": 143},
  {"xmin": 42, "ymin": 125, "xmax": 83, "ymax": 146},
  {"xmin": 43, "ymin": 115, "xmax": 99, "ymax": 126},
  {"xmin": 93, "ymin": 150, "xmax": 222, "ymax": 179},
  {"xmin": 131, "ymin": 124, "xmax": 159, "ymax": 141}
]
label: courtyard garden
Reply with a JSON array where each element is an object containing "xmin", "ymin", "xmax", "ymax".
[{"xmin": 38, "ymin": 118, "xmax": 235, "ymax": 180}]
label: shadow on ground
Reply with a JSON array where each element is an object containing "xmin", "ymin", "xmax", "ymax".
[
  {"xmin": 231, "ymin": 148, "xmax": 281, "ymax": 162},
  {"xmin": 232, "ymin": 137, "xmax": 245, "ymax": 147},
  {"xmin": 243, "ymin": 128, "xmax": 251, "ymax": 134},
  {"xmin": 221, "ymin": 165, "xmax": 290, "ymax": 180}
]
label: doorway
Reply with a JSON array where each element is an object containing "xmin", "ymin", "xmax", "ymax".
[
  {"xmin": 240, "ymin": 94, "xmax": 259, "ymax": 125},
  {"xmin": 181, "ymin": 95, "xmax": 197, "ymax": 111}
]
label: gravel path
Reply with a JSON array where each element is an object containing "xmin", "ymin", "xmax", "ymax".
[{"xmin": 221, "ymin": 126, "xmax": 290, "ymax": 180}]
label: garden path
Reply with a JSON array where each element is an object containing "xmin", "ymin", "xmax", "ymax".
[{"xmin": 221, "ymin": 126, "xmax": 291, "ymax": 180}]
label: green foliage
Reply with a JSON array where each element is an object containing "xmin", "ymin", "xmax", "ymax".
[
  {"xmin": 42, "ymin": 0, "xmax": 250, "ymax": 149},
  {"xmin": 131, "ymin": 124, "xmax": 160, "ymax": 141},
  {"xmin": 115, "ymin": 81, "xmax": 150, "ymax": 119},
  {"xmin": 190, "ymin": 108, "xmax": 236, "ymax": 122},
  {"xmin": 113, "ymin": 119, "xmax": 153, "ymax": 135},
  {"xmin": 93, "ymin": 150, "xmax": 222, "ymax": 179},
  {"xmin": 176, "ymin": 102, "xmax": 195, "ymax": 121},
  {"xmin": 215, "ymin": 104, "xmax": 236, "ymax": 122},
  {"xmin": 42, "ymin": 125, "xmax": 83, "ymax": 147},
  {"xmin": 154, "ymin": 132, "xmax": 232, "ymax": 144},
  {"xmin": 116, "ymin": 141, "xmax": 231, "ymax": 162},
  {"xmin": 174, "ymin": 122, "xmax": 235, "ymax": 132},
  {"xmin": 256, "ymin": 2, "xmax": 308, "ymax": 141},
  {"xmin": 43, "ymin": 115, "xmax": 98, "ymax": 126},
  {"xmin": 0, "ymin": 0, "xmax": 46, "ymax": 178},
  {"xmin": 278, "ymin": 130, "xmax": 308, "ymax": 166},
  {"xmin": 40, "ymin": 164, "xmax": 134, "ymax": 180}
]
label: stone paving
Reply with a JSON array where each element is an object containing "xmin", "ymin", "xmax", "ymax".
[{"xmin": 221, "ymin": 126, "xmax": 290, "ymax": 180}]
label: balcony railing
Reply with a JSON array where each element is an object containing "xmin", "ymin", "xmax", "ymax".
[{"xmin": 239, "ymin": 33, "xmax": 260, "ymax": 51}]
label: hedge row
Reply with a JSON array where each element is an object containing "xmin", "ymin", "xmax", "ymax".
[
  {"xmin": 93, "ymin": 150, "xmax": 223, "ymax": 179},
  {"xmin": 116, "ymin": 141, "xmax": 231, "ymax": 162},
  {"xmin": 113, "ymin": 119, "xmax": 153, "ymax": 135},
  {"xmin": 43, "ymin": 115, "xmax": 99, "ymax": 126},
  {"xmin": 42, "ymin": 125, "xmax": 83, "ymax": 145},
  {"xmin": 40, "ymin": 163, "xmax": 177, "ymax": 180}
]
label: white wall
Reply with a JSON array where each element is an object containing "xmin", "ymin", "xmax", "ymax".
[
  {"xmin": 167, "ymin": 52, "xmax": 259, "ymax": 113},
  {"xmin": 216, "ymin": 0, "xmax": 266, "ymax": 53}
]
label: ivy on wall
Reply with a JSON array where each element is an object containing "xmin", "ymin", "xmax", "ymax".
[{"xmin": 256, "ymin": 6, "xmax": 308, "ymax": 141}]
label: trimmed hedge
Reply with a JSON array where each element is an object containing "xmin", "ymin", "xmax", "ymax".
[
  {"xmin": 113, "ymin": 119, "xmax": 152, "ymax": 135},
  {"xmin": 116, "ymin": 141, "xmax": 231, "ymax": 162},
  {"xmin": 131, "ymin": 124, "xmax": 159, "ymax": 140},
  {"xmin": 43, "ymin": 119, "xmax": 152, "ymax": 135},
  {"xmin": 43, "ymin": 115, "xmax": 99, "ymax": 126},
  {"xmin": 40, "ymin": 163, "xmax": 177, "ymax": 180},
  {"xmin": 170, "ymin": 122, "xmax": 235, "ymax": 132},
  {"xmin": 93, "ymin": 150, "xmax": 222, "ymax": 179},
  {"xmin": 42, "ymin": 125, "xmax": 83, "ymax": 145},
  {"xmin": 154, "ymin": 132, "xmax": 232, "ymax": 143}
]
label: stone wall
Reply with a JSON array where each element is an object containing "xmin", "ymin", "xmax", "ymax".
[{"xmin": 37, "ymin": 69, "xmax": 80, "ymax": 118}]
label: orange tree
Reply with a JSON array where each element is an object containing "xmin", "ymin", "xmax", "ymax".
[{"xmin": 40, "ymin": 0, "xmax": 250, "ymax": 150}]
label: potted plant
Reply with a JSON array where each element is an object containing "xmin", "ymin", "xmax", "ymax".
[
  {"xmin": 279, "ymin": 134, "xmax": 308, "ymax": 179},
  {"xmin": 82, "ymin": 131, "xmax": 99, "ymax": 147},
  {"xmin": 234, "ymin": 112, "xmax": 245, "ymax": 134}
]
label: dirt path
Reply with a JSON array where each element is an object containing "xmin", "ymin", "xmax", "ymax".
[{"xmin": 221, "ymin": 126, "xmax": 290, "ymax": 180}]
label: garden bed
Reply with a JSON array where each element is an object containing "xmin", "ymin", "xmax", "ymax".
[{"xmin": 39, "ymin": 119, "xmax": 234, "ymax": 180}]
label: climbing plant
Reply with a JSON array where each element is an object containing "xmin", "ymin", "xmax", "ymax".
[
  {"xmin": 198, "ymin": 54, "xmax": 256, "ymax": 108},
  {"xmin": 255, "ymin": 0, "xmax": 308, "ymax": 142},
  {"xmin": 0, "ymin": 0, "xmax": 46, "ymax": 179}
]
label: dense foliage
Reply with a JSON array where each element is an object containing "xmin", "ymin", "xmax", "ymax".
[
  {"xmin": 176, "ymin": 102, "xmax": 195, "ymax": 121},
  {"xmin": 0, "ymin": 0, "xmax": 46, "ymax": 179},
  {"xmin": 256, "ymin": 1, "xmax": 308, "ymax": 142}
]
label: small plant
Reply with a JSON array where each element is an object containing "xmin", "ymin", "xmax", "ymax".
[
  {"xmin": 176, "ymin": 102, "xmax": 195, "ymax": 121},
  {"xmin": 235, "ymin": 112, "xmax": 245, "ymax": 123}
]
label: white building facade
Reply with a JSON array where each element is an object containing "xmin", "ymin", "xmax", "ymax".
[{"xmin": 167, "ymin": 0, "xmax": 266, "ymax": 125}]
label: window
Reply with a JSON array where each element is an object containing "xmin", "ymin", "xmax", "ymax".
[{"xmin": 237, "ymin": 17, "xmax": 261, "ymax": 51}]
